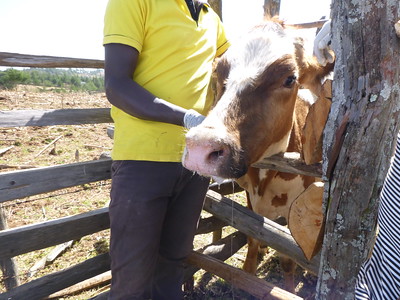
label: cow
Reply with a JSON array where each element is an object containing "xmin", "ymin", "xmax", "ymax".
[{"xmin": 182, "ymin": 20, "xmax": 334, "ymax": 292}]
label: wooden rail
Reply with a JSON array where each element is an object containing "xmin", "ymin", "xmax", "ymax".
[
  {"xmin": 0, "ymin": 52, "xmax": 104, "ymax": 69},
  {"xmin": 0, "ymin": 42, "xmax": 325, "ymax": 298},
  {"xmin": 0, "ymin": 108, "xmax": 112, "ymax": 128},
  {"xmin": 0, "ymin": 159, "xmax": 112, "ymax": 203},
  {"xmin": 0, "ymin": 191, "xmax": 318, "ymax": 274},
  {"xmin": 0, "ymin": 154, "xmax": 321, "ymax": 205}
]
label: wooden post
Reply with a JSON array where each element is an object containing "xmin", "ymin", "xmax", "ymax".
[
  {"xmin": 208, "ymin": 0, "xmax": 222, "ymax": 20},
  {"xmin": 316, "ymin": 0, "xmax": 400, "ymax": 299},
  {"xmin": 264, "ymin": 0, "xmax": 280, "ymax": 18},
  {"xmin": 0, "ymin": 205, "xmax": 20, "ymax": 290}
]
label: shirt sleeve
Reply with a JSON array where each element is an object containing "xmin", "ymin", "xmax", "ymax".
[
  {"xmin": 214, "ymin": 12, "xmax": 230, "ymax": 57},
  {"xmin": 103, "ymin": 0, "xmax": 146, "ymax": 52}
]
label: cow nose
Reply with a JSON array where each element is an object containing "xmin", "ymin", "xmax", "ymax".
[
  {"xmin": 208, "ymin": 147, "xmax": 226, "ymax": 163},
  {"xmin": 184, "ymin": 138, "xmax": 231, "ymax": 177}
]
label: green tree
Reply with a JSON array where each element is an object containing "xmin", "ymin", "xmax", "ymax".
[{"xmin": 0, "ymin": 69, "xmax": 29, "ymax": 89}]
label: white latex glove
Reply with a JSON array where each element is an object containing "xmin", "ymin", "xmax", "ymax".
[
  {"xmin": 313, "ymin": 20, "xmax": 334, "ymax": 66},
  {"xmin": 183, "ymin": 109, "xmax": 206, "ymax": 129}
]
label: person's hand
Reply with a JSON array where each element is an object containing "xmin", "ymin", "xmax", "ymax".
[
  {"xmin": 183, "ymin": 109, "xmax": 206, "ymax": 129},
  {"xmin": 313, "ymin": 20, "xmax": 334, "ymax": 66}
]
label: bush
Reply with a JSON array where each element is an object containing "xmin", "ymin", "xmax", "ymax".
[{"xmin": 0, "ymin": 68, "xmax": 104, "ymax": 92}]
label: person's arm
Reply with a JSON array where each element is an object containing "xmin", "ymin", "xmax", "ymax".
[{"xmin": 105, "ymin": 43, "xmax": 203, "ymax": 127}]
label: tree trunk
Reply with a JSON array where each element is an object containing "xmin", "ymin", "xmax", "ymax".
[
  {"xmin": 208, "ymin": 0, "xmax": 222, "ymax": 20},
  {"xmin": 264, "ymin": 0, "xmax": 280, "ymax": 18},
  {"xmin": 316, "ymin": 1, "xmax": 400, "ymax": 299}
]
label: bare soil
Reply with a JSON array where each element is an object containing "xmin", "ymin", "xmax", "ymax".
[{"xmin": 0, "ymin": 86, "xmax": 317, "ymax": 299}]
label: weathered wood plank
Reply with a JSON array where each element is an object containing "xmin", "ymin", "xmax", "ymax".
[
  {"xmin": 0, "ymin": 253, "xmax": 110, "ymax": 300},
  {"xmin": 0, "ymin": 52, "xmax": 104, "ymax": 69},
  {"xmin": 204, "ymin": 190, "xmax": 320, "ymax": 274},
  {"xmin": 0, "ymin": 108, "xmax": 112, "ymax": 128},
  {"xmin": 0, "ymin": 188, "xmax": 320, "ymax": 274},
  {"xmin": 187, "ymin": 251, "xmax": 303, "ymax": 300},
  {"xmin": 253, "ymin": 152, "xmax": 322, "ymax": 178},
  {"xmin": 0, "ymin": 208, "xmax": 109, "ymax": 259},
  {"xmin": 0, "ymin": 208, "xmax": 226, "ymax": 260},
  {"xmin": 0, "ymin": 205, "xmax": 19, "ymax": 290},
  {"xmin": 194, "ymin": 215, "xmax": 228, "ymax": 235},
  {"xmin": 0, "ymin": 160, "xmax": 242, "ymax": 204},
  {"xmin": 0, "ymin": 159, "xmax": 112, "ymax": 203}
]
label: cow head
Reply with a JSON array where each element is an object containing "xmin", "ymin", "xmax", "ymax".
[{"xmin": 183, "ymin": 21, "xmax": 332, "ymax": 179}]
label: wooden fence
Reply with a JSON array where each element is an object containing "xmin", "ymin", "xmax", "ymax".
[
  {"xmin": 1, "ymin": 4, "xmax": 398, "ymax": 297},
  {"xmin": 0, "ymin": 50, "xmax": 322, "ymax": 300}
]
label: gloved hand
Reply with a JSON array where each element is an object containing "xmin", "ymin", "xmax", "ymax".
[
  {"xmin": 183, "ymin": 109, "xmax": 206, "ymax": 129},
  {"xmin": 313, "ymin": 20, "xmax": 334, "ymax": 66}
]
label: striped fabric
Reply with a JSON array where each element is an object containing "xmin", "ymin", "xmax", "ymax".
[{"xmin": 355, "ymin": 132, "xmax": 400, "ymax": 300}]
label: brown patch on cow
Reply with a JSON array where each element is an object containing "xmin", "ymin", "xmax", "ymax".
[
  {"xmin": 271, "ymin": 193, "xmax": 288, "ymax": 207},
  {"xmin": 257, "ymin": 170, "xmax": 278, "ymax": 197},
  {"xmin": 302, "ymin": 174, "xmax": 316, "ymax": 190},
  {"xmin": 276, "ymin": 172, "xmax": 297, "ymax": 181}
]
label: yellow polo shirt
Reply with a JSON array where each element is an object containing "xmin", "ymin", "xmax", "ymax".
[{"xmin": 103, "ymin": 0, "xmax": 230, "ymax": 162}]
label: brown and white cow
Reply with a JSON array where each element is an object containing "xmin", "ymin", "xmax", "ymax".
[{"xmin": 182, "ymin": 20, "xmax": 333, "ymax": 291}]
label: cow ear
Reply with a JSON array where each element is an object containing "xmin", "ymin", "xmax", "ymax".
[
  {"xmin": 294, "ymin": 38, "xmax": 334, "ymax": 96},
  {"xmin": 213, "ymin": 56, "xmax": 231, "ymax": 102}
]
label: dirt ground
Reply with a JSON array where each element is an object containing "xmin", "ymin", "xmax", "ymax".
[{"xmin": 0, "ymin": 86, "xmax": 318, "ymax": 299}]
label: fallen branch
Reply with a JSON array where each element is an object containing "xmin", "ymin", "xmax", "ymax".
[
  {"xmin": 46, "ymin": 271, "xmax": 111, "ymax": 299},
  {"xmin": 28, "ymin": 240, "xmax": 74, "ymax": 277},
  {"xmin": 84, "ymin": 144, "xmax": 112, "ymax": 150},
  {"xmin": 0, "ymin": 146, "xmax": 14, "ymax": 156},
  {"xmin": 34, "ymin": 135, "xmax": 63, "ymax": 158},
  {"xmin": 0, "ymin": 164, "xmax": 37, "ymax": 170}
]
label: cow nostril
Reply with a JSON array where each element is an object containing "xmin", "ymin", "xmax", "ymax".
[{"xmin": 208, "ymin": 149, "xmax": 224, "ymax": 162}]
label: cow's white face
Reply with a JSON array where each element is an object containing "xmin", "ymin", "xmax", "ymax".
[{"xmin": 183, "ymin": 22, "xmax": 303, "ymax": 179}]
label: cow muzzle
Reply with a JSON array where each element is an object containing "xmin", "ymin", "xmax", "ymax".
[{"xmin": 182, "ymin": 126, "xmax": 247, "ymax": 179}]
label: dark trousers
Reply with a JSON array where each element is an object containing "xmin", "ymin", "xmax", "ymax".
[{"xmin": 108, "ymin": 161, "xmax": 209, "ymax": 300}]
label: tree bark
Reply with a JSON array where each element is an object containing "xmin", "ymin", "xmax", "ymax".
[
  {"xmin": 208, "ymin": 0, "xmax": 222, "ymax": 20},
  {"xmin": 316, "ymin": 1, "xmax": 400, "ymax": 299}
]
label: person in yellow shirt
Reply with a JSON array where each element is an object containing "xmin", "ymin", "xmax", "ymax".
[{"xmin": 103, "ymin": 0, "xmax": 229, "ymax": 298}]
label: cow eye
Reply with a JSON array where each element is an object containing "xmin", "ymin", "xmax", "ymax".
[{"xmin": 283, "ymin": 75, "xmax": 297, "ymax": 88}]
